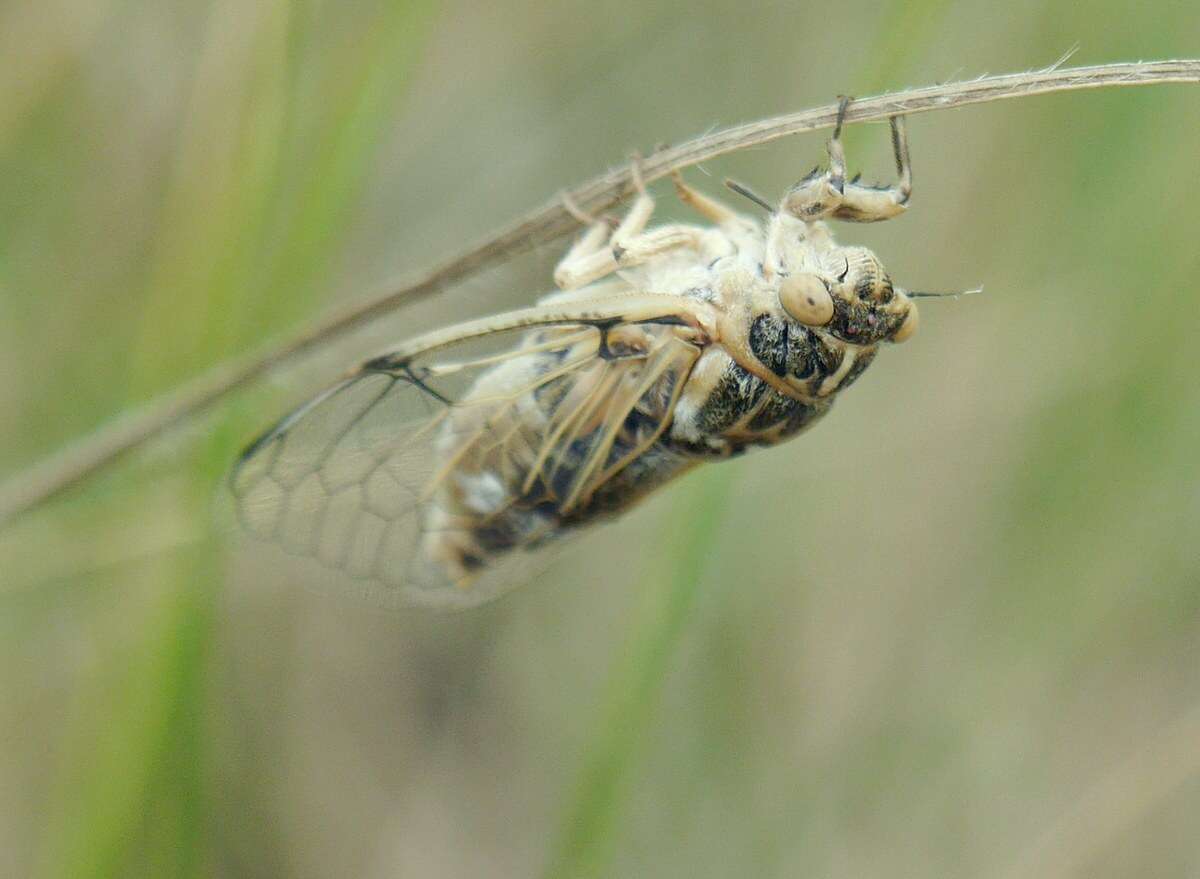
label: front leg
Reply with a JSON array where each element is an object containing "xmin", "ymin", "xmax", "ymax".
[{"xmin": 781, "ymin": 97, "xmax": 912, "ymax": 224}]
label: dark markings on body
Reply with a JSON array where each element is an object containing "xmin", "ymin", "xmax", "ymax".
[{"xmin": 459, "ymin": 312, "xmax": 879, "ymax": 560}]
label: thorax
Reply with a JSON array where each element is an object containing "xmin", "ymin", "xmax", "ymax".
[{"xmin": 662, "ymin": 252, "xmax": 880, "ymax": 458}]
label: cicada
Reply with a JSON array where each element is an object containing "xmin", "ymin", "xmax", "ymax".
[{"xmin": 231, "ymin": 102, "xmax": 943, "ymax": 609}]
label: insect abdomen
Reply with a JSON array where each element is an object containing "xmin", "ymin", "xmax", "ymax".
[
  {"xmin": 422, "ymin": 337, "xmax": 695, "ymax": 580},
  {"xmin": 421, "ymin": 313, "xmax": 881, "ymax": 585}
]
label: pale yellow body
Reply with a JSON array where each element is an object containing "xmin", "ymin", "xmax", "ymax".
[{"xmin": 232, "ymin": 102, "xmax": 929, "ymax": 609}]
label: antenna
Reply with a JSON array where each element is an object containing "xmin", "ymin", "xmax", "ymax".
[
  {"xmin": 906, "ymin": 286, "xmax": 984, "ymax": 300},
  {"xmin": 723, "ymin": 178, "xmax": 775, "ymax": 214}
]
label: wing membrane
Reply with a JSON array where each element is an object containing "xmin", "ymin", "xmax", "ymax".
[{"xmin": 230, "ymin": 303, "xmax": 702, "ymax": 609}]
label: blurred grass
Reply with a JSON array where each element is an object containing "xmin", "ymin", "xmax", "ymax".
[
  {"xmin": 542, "ymin": 2, "xmax": 958, "ymax": 874},
  {"xmin": 3, "ymin": 1, "xmax": 1200, "ymax": 877},
  {"xmin": 12, "ymin": 2, "xmax": 435, "ymax": 876},
  {"xmin": 543, "ymin": 465, "xmax": 736, "ymax": 878}
]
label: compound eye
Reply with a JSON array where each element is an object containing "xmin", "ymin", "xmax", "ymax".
[{"xmin": 779, "ymin": 273, "xmax": 834, "ymax": 326}]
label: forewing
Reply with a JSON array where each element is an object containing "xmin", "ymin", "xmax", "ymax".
[{"xmin": 229, "ymin": 312, "xmax": 700, "ymax": 610}]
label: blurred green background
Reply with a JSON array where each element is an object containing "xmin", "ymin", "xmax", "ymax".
[{"xmin": 3, "ymin": 1, "xmax": 1200, "ymax": 877}]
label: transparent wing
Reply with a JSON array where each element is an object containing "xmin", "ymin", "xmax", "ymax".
[{"xmin": 228, "ymin": 306, "xmax": 702, "ymax": 610}]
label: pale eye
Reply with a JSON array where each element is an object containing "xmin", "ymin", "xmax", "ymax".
[{"xmin": 778, "ymin": 273, "xmax": 834, "ymax": 327}]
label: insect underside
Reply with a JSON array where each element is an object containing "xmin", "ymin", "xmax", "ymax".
[{"xmin": 231, "ymin": 104, "xmax": 930, "ymax": 609}]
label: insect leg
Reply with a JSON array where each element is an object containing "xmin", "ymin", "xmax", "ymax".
[
  {"xmin": 554, "ymin": 156, "xmax": 709, "ymax": 289},
  {"xmin": 553, "ymin": 192, "xmax": 620, "ymax": 290},
  {"xmin": 780, "ymin": 97, "xmax": 911, "ymax": 224},
  {"xmin": 556, "ymin": 220, "xmax": 712, "ymax": 289},
  {"xmin": 829, "ymin": 113, "xmax": 912, "ymax": 222},
  {"xmin": 778, "ymin": 96, "xmax": 850, "ymax": 222},
  {"xmin": 554, "ymin": 238, "xmax": 620, "ymax": 290},
  {"xmin": 608, "ymin": 155, "xmax": 725, "ymax": 268},
  {"xmin": 614, "ymin": 222, "xmax": 711, "ymax": 264},
  {"xmin": 611, "ymin": 153, "xmax": 656, "ymax": 242},
  {"xmin": 554, "ymin": 218, "xmax": 616, "ymax": 290},
  {"xmin": 670, "ymin": 169, "xmax": 740, "ymax": 224},
  {"xmin": 553, "ymin": 155, "xmax": 658, "ymax": 289},
  {"xmin": 670, "ymin": 169, "xmax": 764, "ymax": 250}
]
